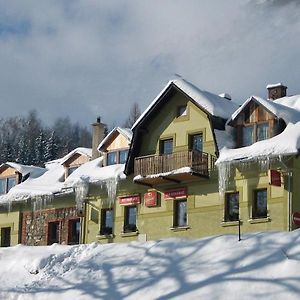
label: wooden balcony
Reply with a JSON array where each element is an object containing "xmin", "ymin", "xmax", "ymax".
[{"xmin": 134, "ymin": 150, "xmax": 216, "ymax": 186}]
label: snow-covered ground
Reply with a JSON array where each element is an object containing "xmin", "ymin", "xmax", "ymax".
[{"xmin": 1, "ymin": 230, "xmax": 300, "ymax": 300}]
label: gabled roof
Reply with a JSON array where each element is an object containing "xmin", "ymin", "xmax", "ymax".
[
  {"xmin": 60, "ymin": 147, "xmax": 92, "ymax": 165},
  {"xmin": 132, "ymin": 78, "xmax": 239, "ymax": 129},
  {"xmin": 97, "ymin": 127, "xmax": 132, "ymax": 152},
  {"xmin": 228, "ymin": 96, "xmax": 300, "ymax": 125},
  {"xmin": 0, "ymin": 162, "xmax": 46, "ymax": 179}
]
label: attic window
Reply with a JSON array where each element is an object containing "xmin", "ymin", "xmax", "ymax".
[
  {"xmin": 0, "ymin": 177, "xmax": 17, "ymax": 195},
  {"xmin": 177, "ymin": 105, "xmax": 187, "ymax": 117}
]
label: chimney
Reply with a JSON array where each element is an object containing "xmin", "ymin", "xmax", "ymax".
[
  {"xmin": 91, "ymin": 117, "xmax": 105, "ymax": 159},
  {"xmin": 266, "ymin": 83, "xmax": 287, "ymax": 100}
]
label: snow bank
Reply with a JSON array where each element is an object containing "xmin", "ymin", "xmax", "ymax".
[{"xmin": 1, "ymin": 230, "xmax": 300, "ymax": 299}]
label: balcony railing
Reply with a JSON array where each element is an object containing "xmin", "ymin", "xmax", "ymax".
[{"xmin": 134, "ymin": 150, "xmax": 216, "ymax": 178}]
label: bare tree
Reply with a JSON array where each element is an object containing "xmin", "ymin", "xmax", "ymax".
[{"xmin": 123, "ymin": 102, "xmax": 141, "ymax": 128}]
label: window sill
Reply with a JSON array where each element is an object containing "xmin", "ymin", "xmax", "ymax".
[
  {"xmin": 120, "ymin": 231, "xmax": 139, "ymax": 237},
  {"xmin": 170, "ymin": 226, "xmax": 190, "ymax": 232},
  {"xmin": 96, "ymin": 234, "xmax": 114, "ymax": 240},
  {"xmin": 221, "ymin": 220, "xmax": 241, "ymax": 227},
  {"xmin": 248, "ymin": 217, "xmax": 271, "ymax": 224}
]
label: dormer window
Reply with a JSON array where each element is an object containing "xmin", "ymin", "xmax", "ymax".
[
  {"xmin": 119, "ymin": 150, "xmax": 129, "ymax": 164},
  {"xmin": 0, "ymin": 176, "xmax": 17, "ymax": 195},
  {"xmin": 107, "ymin": 152, "xmax": 117, "ymax": 166},
  {"xmin": 235, "ymin": 102, "xmax": 275, "ymax": 148},
  {"xmin": 106, "ymin": 149, "xmax": 129, "ymax": 166}
]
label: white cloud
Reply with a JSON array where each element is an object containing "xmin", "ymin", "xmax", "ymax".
[{"xmin": 0, "ymin": 0, "xmax": 299, "ymax": 127}]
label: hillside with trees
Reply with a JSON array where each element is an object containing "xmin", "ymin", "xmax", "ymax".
[{"xmin": 0, "ymin": 111, "xmax": 92, "ymax": 166}]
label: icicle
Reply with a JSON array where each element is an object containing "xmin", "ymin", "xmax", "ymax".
[
  {"xmin": 74, "ymin": 180, "xmax": 89, "ymax": 213},
  {"xmin": 217, "ymin": 161, "xmax": 233, "ymax": 196},
  {"xmin": 103, "ymin": 178, "xmax": 119, "ymax": 207}
]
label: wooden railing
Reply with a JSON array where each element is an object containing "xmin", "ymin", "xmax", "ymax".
[{"xmin": 134, "ymin": 150, "xmax": 216, "ymax": 178}]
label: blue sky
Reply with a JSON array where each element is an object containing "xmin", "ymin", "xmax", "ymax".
[{"xmin": 0, "ymin": 0, "xmax": 299, "ymax": 128}]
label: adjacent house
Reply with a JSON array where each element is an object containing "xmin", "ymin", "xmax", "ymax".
[
  {"xmin": 0, "ymin": 162, "xmax": 46, "ymax": 247},
  {"xmin": 0, "ymin": 148, "xmax": 92, "ymax": 246}
]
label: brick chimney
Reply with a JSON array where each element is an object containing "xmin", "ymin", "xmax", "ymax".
[
  {"xmin": 91, "ymin": 117, "xmax": 105, "ymax": 159},
  {"xmin": 266, "ymin": 83, "xmax": 287, "ymax": 100}
]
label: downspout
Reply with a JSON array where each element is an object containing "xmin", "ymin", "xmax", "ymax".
[{"xmin": 279, "ymin": 156, "xmax": 292, "ymax": 232}]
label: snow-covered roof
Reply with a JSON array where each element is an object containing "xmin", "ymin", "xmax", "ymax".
[
  {"xmin": 65, "ymin": 158, "xmax": 126, "ymax": 187},
  {"xmin": 216, "ymin": 122, "xmax": 300, "ymax": 164},
  {"xmin": 132, "ymin": 78, "xmax": 239, "ymax": 129},
  {"xmin": 214, "ymin": 129, "xmax": 235, "ymax": 150},
  {"xmin": 0, "ymin": 162, "xmax": 46, "ymax": 179},
  {"xmin": 228, "ymin": 96, "xmax": 300, "ymax": 125},
  {"xmin": 0, "ymin": 161, "xmax": 66, "ymax": 205},
  {"xmin": 274, "ymin": 95, "xmax": 300, "ymax": 112},
  {"xmin": 266, "ymin": 83, "xmax": 286, "ymax": 89},
  {"xmin": 59, "ymin": 147, "xmax": 92, "ymax": 165},
  {"xmin": 97, "ymin": 127, "xmax": 132, "ymax": 151}
]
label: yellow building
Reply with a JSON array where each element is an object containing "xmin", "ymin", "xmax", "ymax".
[{"xmin": 84, "ymin": 79, "xmax": 300, "ymax": 244}]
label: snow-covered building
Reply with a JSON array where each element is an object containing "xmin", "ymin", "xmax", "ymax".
[
  {"xmin": 216, "ymin": 83, "xmax": 300, "ymax": 233},
  {"xmin": 85, "ymin": 78, "xmax": 241, "ymax": 243},
  {"xmin": 0, "ymin": 148, "xmax": 92, "ymax": 247}
]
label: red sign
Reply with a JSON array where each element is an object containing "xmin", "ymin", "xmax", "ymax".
[
  {"xmin": 293, "ymin": 212, "xmax": 300, "ymax": 226},
  {"xmin": 119, "ymin": 194, "xmax": 141, "ymax": 205},
  {"xmin": 269, "ymin": 170, "xmax": 281, "ymax": 187},
  {"xmin": 164, "ymin": 188, "xmax": 187, "ymax": 200},
  {"xmin": 144, "ymin": 191, "xmax": 158, "ymax": 207}
]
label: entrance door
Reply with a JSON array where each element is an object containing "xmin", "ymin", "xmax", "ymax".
[
  {"xmin": 1, "ymin": 227, "xmax": 11, "ymax": 247},
  {"xmin": 47, "ymin": 221, "xmax": 60, "ymax": 245},
  {"xmin": 68, "ymin": 219, "xmax": 80, "ymax": 245}
]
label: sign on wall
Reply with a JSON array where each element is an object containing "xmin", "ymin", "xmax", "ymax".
[
  {"xmin": 268, "ymin": 170, "xmax": 281, "ymax": 187},
  {"xmin": 119, "ymin": 194, "xmax": 141, "ymax": 205},
  {"xmin": 164, "ymin": 188, "xmax": 187, "ymax": 200},
  {"xmin": 144, "ymin": 191, "xmax": 158, "ymax": 207}
]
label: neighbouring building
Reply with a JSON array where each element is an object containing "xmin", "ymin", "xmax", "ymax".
[{"xmin": 0, "ymin": 162, "xmax": 46, "ymax": 247}]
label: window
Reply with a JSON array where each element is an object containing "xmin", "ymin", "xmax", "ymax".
[
  {"xmin": 0, "ymin": 177, "xmax": 17, "ymax": 195},
  {"xmin": 0, "ymin": 179, "xmax": 6, "ymax": 195},
  {"xmin": 124, "ymin": 206, "xmax": 137, "ymax": 233},
  {"xmin": 119, "ymin": 150, "xmax": 128, "ymax": 164},
  {"xmin": 107, "ymin": 152, "xmax": 117, "ymax": 166},
  {"xmin": 1, "ymin": 227, "xmax": 11, "ymax": 247},
  {"xmin": 47, "ymin": 221, "xmax": 60, "ymax": 245},
  {"xmin": 100, "ymin": 209, "xmax": 113, "ymax": 235},
  {"xmin": 225, "ymin": 193, "xmax": 239, "ymax": 222},
  {"xmin": 190, "ymin": 134, "xmax": 203, "ymax": 152},
  {"xmin": 68, "ymin": 219, "xmax": 80, "ymax": 245},
  {"xmin": 257, "ymin": 123, "xmax": 269, "ymax": 141},
  {"xmin": 174, "ymin": 200, "xmax": 187, "ymax": 227},
  {"xmin": 160, "ymin": 139, "xmax": 173, "ymax": 155},
  {"xmin": 242, "ymin": 126, "xmax": 254, "ymax": 147},
  {"xmin": 177, "ymin": 105, "xmax": 187, "ymax": 117},
  {"xmin": 253, "ymin": 189, "xmax": 267, "ymax": 219}
]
